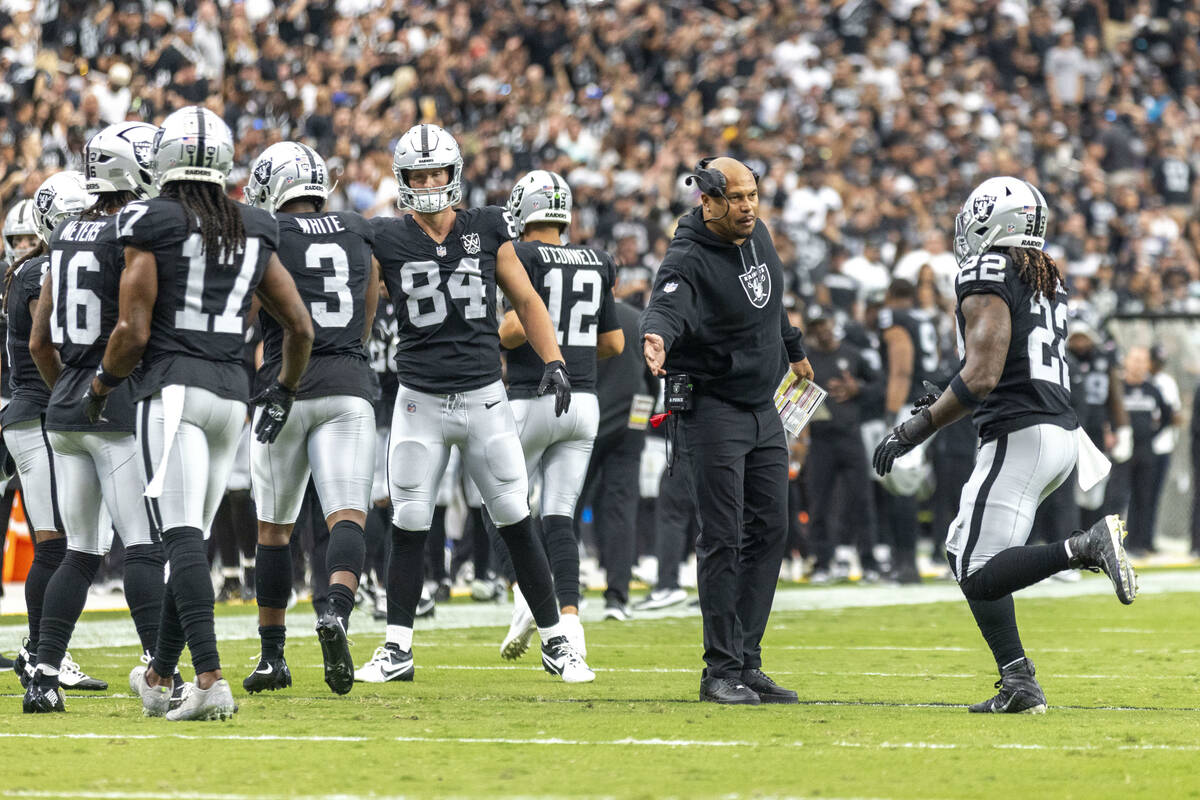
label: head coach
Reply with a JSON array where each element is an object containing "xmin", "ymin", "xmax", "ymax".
[{"xmin": 640, "ymin": 157, "xmax": 813, "ymax": 705}]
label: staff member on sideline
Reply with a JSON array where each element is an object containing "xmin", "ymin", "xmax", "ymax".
[{"xmin": 641, "ymin": 157, "xmax": 812, "ymax": 706}]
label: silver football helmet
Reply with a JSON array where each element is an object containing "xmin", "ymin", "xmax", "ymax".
[
  {"xmin": 84, "ymin": 121, "xmax": 160, "ymax": 198},
  {"xmin": 3, "ymin": 199, "xmax": 39, "ymax": 265},
  {"xmin": 507, "ymin": 170, "xmax": 572, "ymax": 233},
  {"xmin": 953, "ymin": 176, "xmax": 1049, "ymax": 265},
  {"xmin": 32, "ymin": 171, "xmax": 95, "ymax": 243},
  {"xmin": 153, "ymin": 106, "xmax": 235, "ymax": 188},
  {"xmin": 244, "ymin": 141, "xmax": 329, "ymax": 213},
  {"xmin": 392, "ymin": 123, "xmax": 463, "ymax": 214}
]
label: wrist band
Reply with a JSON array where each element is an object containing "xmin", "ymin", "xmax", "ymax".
[
  {"xmin": 949, "ymin": 374, "xmax": 983, "ymax": 409},
  {"xmin": 95, "ymin": 364, "xmax": 127, "ymax": 389}
]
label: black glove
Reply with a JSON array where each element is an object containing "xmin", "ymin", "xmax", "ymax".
[
  {"xmin": 83, "ymin": 385, "xmax": 109, "ymax": 425},
  {"xmin": 537, "ymin": 360, "xmax": 572, "ymax": 417},
  {"xmin": 251, "ymin": 381, "xmax": 296, "ymax": 444},
  {"xmin": 0, "ymin": 437, "xmax": 14, "ymax": 482},
  {"xmin": 873, "ymin": 408, "xmax": 936, "ymax": 477},
  {"xmin": 911, "ymin": 380, "xmax": 942, "ymax": 411}
]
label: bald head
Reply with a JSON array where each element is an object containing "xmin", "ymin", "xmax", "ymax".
[{"xmin": 700, "ymin": 157, "xmax": 759, "ymax": 242}]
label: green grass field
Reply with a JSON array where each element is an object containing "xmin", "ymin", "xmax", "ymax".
[{"xmin": 3, "ymin": 572, "xmax": 1200, "ymax": 800}]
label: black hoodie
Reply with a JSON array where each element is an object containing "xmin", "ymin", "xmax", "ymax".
[{"xmin": 640, "ymin": 208, "xmax": 805, "ymax": 410}]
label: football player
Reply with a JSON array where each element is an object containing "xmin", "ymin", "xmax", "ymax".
[
  {"xmin": 356, "ymin": 123, "xmax": 592, "ymax": 684},
  {"xmin": 874, "ymin": 177, "xmax": 1137, "ymax": 714},
  {"xmin": 3, "ymin": 173, "xmax": 105, "ymax": 694},
  {"xmin": 240, "ymin": 141, "xmax": 379, "ymax": 696},
  {"xmin": 88, "ymin": 107, "xmax": 313, "ymax": 721},
  {"xmin": 23, "ymin": 123, "xmax": 176, "ymax": 713},
  {"xmin": 494, "ymin": 171, "xmax": 623, "ymax": 661}
]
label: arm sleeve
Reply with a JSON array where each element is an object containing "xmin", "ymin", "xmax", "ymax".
[
  {"xmin": 639, "ymin": 248, "xmax": 699, "ymax": 353},
  {"xmin": 781, "ymin": 304, "xmax": 806, "ymax": 361},
  {"xmin": 597, "ymin": 256, "xmax": 620, "ymax": 334}
]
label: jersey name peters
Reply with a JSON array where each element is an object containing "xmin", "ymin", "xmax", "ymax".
[
  {"xmin": 57, "ymin": 219, "xmax": 108, "ymax": 242},
  {"xmin": 535, "ymin": 245, "xmax": 604, "ymax": 267},
  {"xmin": 294, "ymin": 215, "xmax": 346, "ymax": 235}
]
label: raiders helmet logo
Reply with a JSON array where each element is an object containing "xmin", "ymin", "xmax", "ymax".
[
  {"xmin": 972, "ymin": 195, "xmax": 996, "ymax": 222},
  {"xmin": 509, "ymin": 184, "xmax": 525, "ymax": 209},
  {"xmin": 34, "ymin": 187, "xmax": 55, "ymax": 216},
  {"xmin": 132, "ymin": 140, "xmax": 153, "ymax": 168},
  {"xmin": 738, "ymin": 261, "xmax": 771, "ymax": 309},
  {"xmin": 253, "ymin": 159, "xmax": 273, "ymax": 186},
  {"xmin": 461, "ymin": 232, "xmax": 481, "ymax": 255}
]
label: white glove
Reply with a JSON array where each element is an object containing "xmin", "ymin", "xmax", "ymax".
[{"xmin": 1111, "ymin": 425, "xmax": 1133, "ymax": 464}]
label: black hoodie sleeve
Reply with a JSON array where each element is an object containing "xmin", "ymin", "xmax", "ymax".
[
  {"xmin": 780, "ymin": 306, "xmax": 806, "ymax": 362},
  {"xmin": 639, "ymin": 245, "xmax": 699, "ymax": 353}
]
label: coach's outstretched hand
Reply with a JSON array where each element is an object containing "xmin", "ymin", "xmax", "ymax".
[
  {"xmin": 538, "ymin": 360, "xmax": 572, "ymax": 417},
  {"xmin": 873, "ymin": 408, "xmax": 937, "ymax": 476},
  {"xmin": 252, "ymin": 381, "xmax": 296, "ymax": 444}
]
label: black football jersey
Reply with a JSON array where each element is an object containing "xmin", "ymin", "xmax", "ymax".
[
  {"xmin": 877, "ymin": 305, "xmax": 941, "ymax": 404},
  {"xmin": 1067, "ymin": 341, "xmax": 1118, "ymax": 447},
  {"xmin": 954, "ymin": 251, "xmax": 1077, "ymax": 442},
  {"xmin": 371, "ymin": 206, "xmax": 516, "ymax": 394},
  {"xmin": 367, "ymin": 297, "xmax": 399, "ymax": 428},
  {"xmin": 0, "ymin": 316, "xmax": 9, "ymax": 401},
  {"xmin": 2, "ymin": 255, "xmax": 51, "ymax": 425},
  {"xmin": 44, "ymin": 215, "xmax": 137, "ymax": 432},
  {"xmin": 255, "ymin": 211, "xmax": 374, "ymax": 402},
  {"xmin": 116, "ymin": 197, "xmax": 279, "ymax": 402},
  {"xmin": 504, "ymin": 241, "xmax": 620, "ymax": 397}
]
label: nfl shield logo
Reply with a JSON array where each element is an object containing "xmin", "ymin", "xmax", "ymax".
[
  {"xmin": 461, "ymin": 232, "xmax": 481, "ymax": 255},
  {"xmin": 436, "ymin": 245, "xmax": 447, "ymax": 257},
  {"xmin": 406, "ymin": 402, "xmax": 417, "ymax": 414},
  {"xmin": 738, "ymin": 261, "xmax": 771, "ymax": 309}
]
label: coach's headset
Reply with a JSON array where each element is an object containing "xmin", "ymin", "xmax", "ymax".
[{"xmin": 685, "ymin": 157, "xmax": 761, "ymax": 222}]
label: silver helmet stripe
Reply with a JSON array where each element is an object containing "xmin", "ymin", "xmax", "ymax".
[
  {"xmin": 194, "ymin": 107, "xmax": 206, "ymax": 166},
  {"xmin": 548, "ymin": 171, "xmax": 562, "ymax": 210},
  {"xmin": 419, "ymin": 124, "xmax": 430, "ymax": 157},
  {"xmin": 1021, "ymin": 179, "xmax": 1046, "ymax": 237}
]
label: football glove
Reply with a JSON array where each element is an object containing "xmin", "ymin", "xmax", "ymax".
[
  {"xmin": 912, "ymin": 380, "xmax": 942, "ymax": 411},
  {"xmin": 873, "ymin": 408, "xmax": 936, "ymax": 477},
  {"xmin": 251, "ymin": 381, "xmax": 296, "ymax": 444},
  {"xmin": 83, "ymin": 385, "xmax": 109, "ymax": 425},
  {"xmin": 538, "ymin": 360, "xmax": 572, "ymax": 417}
]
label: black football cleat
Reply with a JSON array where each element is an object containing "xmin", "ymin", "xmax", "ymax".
[
  {"xmin": 969, "ymin": 658, "xmax": 1047, "ymax": 714},
  {"xmin": 13, "ymin": 640, "xmax": 34, "ymax": 688},
  {"xmin": 1067, "ymin": 514, "xmax": 1137, "ymax": 605},
  {"xmin": 741, "ymin": 669, "xmax": 798, "ymax": 704},
  {"xmin": 699, "ymin": 675, "xmax": 761, "ymax": 705},
  {"xmin": 242, "ymin": 656, "xmax": 293, "ymax": 694},
  {"xmin": 315, "ymin": 610, "xmax": 355, "ymax": 695},
  {"xmin": 23, "ymin": 671, "xmax": 65, "ymax": 714}
]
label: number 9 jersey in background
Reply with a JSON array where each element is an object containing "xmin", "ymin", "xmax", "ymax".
[
  {"xmin": 371, "ymin": 206, "xmax": 514, "ymax": 393},
  {"xmin": 115, "ymin": 197, "xmax": 279, "ymax": 402},
  {"xmin": 953, "ymin": 250, "xmax": 1077, "ymax": 443}
]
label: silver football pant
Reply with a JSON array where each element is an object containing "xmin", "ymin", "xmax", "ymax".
[
  {"xmin": 251, "ymin": 395, "xmax": 376, "ymax": 524},
  {"xmin": 510, "ymin": 392, "xmax": 598, "ymax": 518},
  {"xmin": 48, "ymin": 430, "xmax": 153, "ymax": 555},
  {"xmin": 136, "ymin": 386, "xmax": 245, "ymax": 538},
  {"xmin": 388, "ymin": 380, "xmax": 527, "ymax": 530},
  {"xmin": 946, "ymin": 424, "xmax": 1078, "ymax": 579},
  {"xmin": 4, "ymin": 417, "xmax": 61, "ymax": 533}
]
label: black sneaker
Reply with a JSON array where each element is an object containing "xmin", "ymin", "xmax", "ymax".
[
  {"xmin": 968, "ymin": 658, "xmax": 1047, "ymax": 714},
  {"xmin": 242, "ymin": 656, "xmax": 293, "ymax": 694},
  {"xmin": 1067, "ymin": 515, "xmax": 1137, "ymax": 605},
  {"xmin": 23, "ymin": 670, "xmax": 65, "ymax": 713},
  {"xmin": 741, "ymin": 669, "xmax": 798, "ymax": 704},
  {"xmin": 13, "ymin": 640, "xmax": 33, "ymax": 688},
  {"xmin": 315, "ymin": 610, "xmax": 355, "ymax": 695},
  {"xmin": 433, "ymin": 580, "xmax": 451, "ymax": 603},
  {"xmin": 699, "ymin": 675, "xmax": 761, "ymax": 705},
  {"xmin": 216, "ymin": 576, "xmax": 242, "ymax": 604},
  {"xmin": 415, "ymin": 587, "xmax": 436, "ymax": 618}
]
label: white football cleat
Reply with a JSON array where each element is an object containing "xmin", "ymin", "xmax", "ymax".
[
  {"xmin": 541, "ymin": 635, "xmax": 594, "ymax": 684},
  {"xmin": 500, "ymin": 584, "xmax": 536, "ymax": 660},
  {"xmin": 58, "ymin": 652, "xmax": 107, "ymax": 691},
  {"xmin": 129, "ymin": 665, "xmax": 171, "ymax": 717},
  {"xmin": 561, "ymin": 613, "xmax": 587, "ymax": 659},
  {"xmin": 354, "ymin": 644, "xmax": 413, "ymax": 683},
  {"xmin": 166, "ymin": 678, "xmax": 238, "ymax": 722}
]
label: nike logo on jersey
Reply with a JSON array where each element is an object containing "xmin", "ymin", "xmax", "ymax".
[{"xmin": 484, "ymin": 400, "xmax": 501, "ymax": 409}]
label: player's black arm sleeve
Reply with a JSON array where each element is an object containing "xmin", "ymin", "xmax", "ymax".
[
  {"xmin": 93, "ymin": 245, "xmax": 157, "ymax": 395},
  {"xmin": 29, "ymin": 273, "xmax": 62, "ymax": 389},
  {"xmin": 363, "ymin": 256, "xmax": 381, "ymax": 345},
  {"xmin": 926, "ymin": 292, "xmax": 1011, "ymax": 430},
  {"xmin": 780, "ymin": 305, "xmax": 806, "ymax": 362},
  {"xmin": 639, "ymin": 260, "xmax": 697, "ymax": 352},
  {"xmin": 256, "ymin": 252, "xmax": 314, "ymax": 391}
]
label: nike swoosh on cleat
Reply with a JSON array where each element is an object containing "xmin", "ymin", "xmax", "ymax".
[
  {"xmin": 254, "ymin": 665, "xmax": 274, "ymax": 676},
  {"xmin": 484, "ymin": 401, "xmax": 501, "ymax": 409}
]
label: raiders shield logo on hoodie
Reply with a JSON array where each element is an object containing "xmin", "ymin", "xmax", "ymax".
[{"xmin": 739, "ymin": 260, "xmax": 771, "ymax": 308}]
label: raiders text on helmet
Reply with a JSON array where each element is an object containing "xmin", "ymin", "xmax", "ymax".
[
  {"xmin": 3, "ymin": 199, "xmax": 39, "ymax": 265},
  {"xmin": 507, "ymin": 170, "xmax": 572, "ymax": 233},
  {"xmin": 84, "ymin": 121, "xmax": 160, "ymax": 198},
  {"xmin": 153, "ymin": 106, "xmax": 235, "ymax": 187},
  {"xmin": 244, "ymin": 141, "xmax": 329, "ymax": 213},
  {"xmin": 32, "ymin": 171, "xmax": 95, "ymax": 243},
  {"xmin": 954, "ymin": 176, "xmax": 1049, "ymax": 265},
  {"xmin": 392, "ymin": 123, "xmax": 463, "ymax": 214}
]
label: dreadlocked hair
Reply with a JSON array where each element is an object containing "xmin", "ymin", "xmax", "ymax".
[
  {"xmin": 1006, "ymin": 246, "xmax": 1063, "ymax": 302},
  {"xmin": 161, "ymin": 181, "xmax": 246, "ymax": 272},
  {"xmin": 3, "ymin": 241, "xmax": 47, "ymax": 316},
  {"xmin": 82, "ymin": 191, "xmax": 139, "ymax": 220}
]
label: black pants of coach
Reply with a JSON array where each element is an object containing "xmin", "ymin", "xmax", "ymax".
[{"xmin": 679, "ymin": 394, "xmax": 788, "ymax": 680}]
